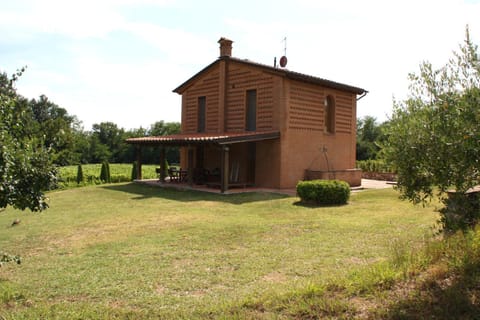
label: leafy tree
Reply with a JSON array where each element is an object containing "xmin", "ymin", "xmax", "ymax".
[
  {"xmin": 149, "ymin": 121, "xmax": 180, "ymax": 137},
  {"xmin": 1, "ymin": 69, "xmax": 57, "ymax": 265},
  {"xmin": 0, "ymin": 69, "xmax": 56, "ymax": 212},
  {"xmin": 27, "ymin": 95, "xmax": 79, "ymax": 166},
  {"xmin": 149, "ymin": 121, "xmax": 181, "ymax": 165},
  {"xmin": 383, "ymin": 27, "xmax": 480, "ymax": 232},
  {"xmin": 356, "ymin": 116, "xmax": 385, "ymax": 160},
  {"xmin": 88, "ymin": 134, "xmax": 112, "ymax": 163},
  {"xmin": 70, "ymin": 128, "xmax": 91, "ymax": 164},
  {"xmin": 92, "ymin": 122, "xmax": 124, "ymax": 163},
  {"xmin": 120, "ymin": 128, "xmax": 148, "ymax": 163}
]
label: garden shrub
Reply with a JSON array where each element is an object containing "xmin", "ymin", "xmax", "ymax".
[
  {"xmin": 131, "ymin": 161, "xmax": 138, "ymax": 181},
  {"xmin": 76, "ymin": 164, "xmax": 83, "ymax": 184},
  {"xmin": 162, "ymin": 158, "xmax": 169, "ymax": 172},
  {"xmin": 440, "ymin": 191, "xmax": 480, "ymax": 234},
  {"xmin": 297, "ymin": 180, "xmax": 350, "ymax": 205},
  {"xmin": 100, "ymin": 161, "xmax": 111, "ymax": 183}
]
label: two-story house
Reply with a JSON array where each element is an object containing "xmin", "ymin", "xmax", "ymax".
[{"xmin": 127, "ymin": 38, "xmax": 367, "ymax": 193}]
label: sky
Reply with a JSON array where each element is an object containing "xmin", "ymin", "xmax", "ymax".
[{"xmin": 1, "ymin": 0, "xmax": 479, "ymax": 131}]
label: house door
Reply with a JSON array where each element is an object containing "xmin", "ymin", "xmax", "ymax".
[{"xmin": 247, "ymin": 142, "xmax": 256, "ymax": 184}]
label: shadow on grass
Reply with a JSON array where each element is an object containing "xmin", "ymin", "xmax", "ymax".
[
  {"xmin": 292, "ymin": 200, "xmax": 349, "ymax": 209},
  {"xmin": 101, "ymin": 183, "xmax": 289, "ymax": 205},
  {"xmin": 380, "ymin": 261, "xmax": 480, "ymax": 319}
]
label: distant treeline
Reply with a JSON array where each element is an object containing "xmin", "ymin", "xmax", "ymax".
[{"xmin": 1, "ymin": 71, "xmax": 180, "ymax": 166}]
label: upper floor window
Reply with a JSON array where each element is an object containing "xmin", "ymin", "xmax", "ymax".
[
  {"xmin": 246, "ymin": 89, "xmax": 257, "ymax": 131},
  {"xmin": 324, "ymin": 95, "xmax": 335, "ymax": 134},
  {"xmin": 197, "ymin": 96, "xmax": 206, "ymax": 133}
]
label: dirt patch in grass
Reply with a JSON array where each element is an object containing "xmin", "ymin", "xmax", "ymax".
[{"xmin": 262, "ymin": 271, "xmax": 287, "ymax": 283}]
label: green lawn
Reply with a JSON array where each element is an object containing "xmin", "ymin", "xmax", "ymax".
[{"xmin": 0, "ymin": 184, "xmax": 439, "ymax": 318}]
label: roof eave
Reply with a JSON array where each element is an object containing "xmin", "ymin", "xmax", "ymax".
[
  {"xmin": 172, "ymin": 59, "xmax": 222, "ymax": 94},
  {"xmin": 173, "ymin": 56, "xmax": 367, "ymax": 96},
  {"xmin": 125, "ymin": 131, "xmax": 281, "ymax": 147}
]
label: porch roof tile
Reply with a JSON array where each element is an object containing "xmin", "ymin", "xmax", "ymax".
[{"xmin": 126, "ymin": 131, "xmax": 280, "ymax": 146}]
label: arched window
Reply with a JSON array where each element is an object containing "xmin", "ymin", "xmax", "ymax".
[{"xmin": 324, "ymin": 95, "xmax": 335, "ymax": 134}]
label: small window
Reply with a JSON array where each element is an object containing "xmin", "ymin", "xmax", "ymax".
[
  {"xmin": 197, "ymin": 96, "xmax": 206, "ymax": 133},
  {"xmin": 246, "ymin": 89, "xmax": 257, "ymax": 131},
  {"xmin": 324, "ymin": 95, "xmax": 335, "ymax": 133}
]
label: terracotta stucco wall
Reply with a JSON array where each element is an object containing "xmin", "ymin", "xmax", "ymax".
[
  {"xmin": 255, "ymin": 139, "xmax": 281, "ymax": 188},
  {"xmin": 279, "ymin": 79, "xmax": 357, "ymax": 188},
  {"xmin": 181, "ymin": 61, "xmax": 277, "ymax": 134},
  {"xmin": 182, "ymin": 65, "xmax": 220, "ymax": 133},
  {"xmin": 226, "ymin": 63, "xmax": 275, "ymax": 132}
]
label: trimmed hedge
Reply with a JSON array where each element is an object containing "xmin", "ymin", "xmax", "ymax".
[{"xmin": 296, "ymin": 179, "xmax": 350, "ymax": 205}]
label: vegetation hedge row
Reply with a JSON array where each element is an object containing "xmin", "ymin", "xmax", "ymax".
[
  {"xmin": 296, "ymin": 180, "xmax": 350, "ymax": 205},
  {"xmin": 58, "ymin": 164, "xmax": 159, "ymax": 188},
  {"xmin": 356, "ymin": 159, "xmax": 396, "ymax": 173}
]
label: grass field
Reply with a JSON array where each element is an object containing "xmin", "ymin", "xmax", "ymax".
[{"xmin": 0, "ymin": 184, "xmax": 451, "ymax": 318}]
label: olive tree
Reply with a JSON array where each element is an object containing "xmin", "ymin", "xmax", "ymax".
[
  {"xmin": 1, "ymin": 69, "xmax": 56, "ymax": 265},
  {"xmin": 384, "ymin": 27, "xmax": 480, "ymax": 232}
]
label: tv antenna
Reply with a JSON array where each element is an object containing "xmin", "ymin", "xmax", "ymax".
[{"xmin": 279, "ymin": 36, "xmax": 288, "ymax": 68}]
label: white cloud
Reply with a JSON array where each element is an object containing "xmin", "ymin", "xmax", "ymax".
[{"xmin": 123, "ymin": 22, "xmax": 214, "ymax": 64}]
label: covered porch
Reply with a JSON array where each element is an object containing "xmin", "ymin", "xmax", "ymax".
[{"xmin": 126, "ymin": 131, "xmax": 280, "ymax": 193}]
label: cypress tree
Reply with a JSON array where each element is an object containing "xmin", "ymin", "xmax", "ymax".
[
  {"xmin": 100, "ymin": 162, "xmax": 108, "ymax": 183},
  {"xmin": 105, "ymin": 161, "xmax": 111, "ymax": 183},
  {"xmin": 76, "ymin": 164, "xmax": 84, "ymax": 184}
]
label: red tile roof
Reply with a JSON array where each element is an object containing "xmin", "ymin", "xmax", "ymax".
[
  {"xmin": 126, "ymin": 131, "xmax": 280, "ymax": 146},
  {"xmin": 173, "ymin": 56, "xmax": 367, "ymax": 95}
]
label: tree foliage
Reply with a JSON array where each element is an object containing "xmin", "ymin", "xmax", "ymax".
[
  {"xmin": 2, "ymin": 68, "xmax": 182, "ymax": 173},
  {"xmin": 0, "ymin": 69, "xmax": 57, "ymax": 212},
  {"xmin": 384, "ymin": 27, "xmax": 480, "ymax": 232},
  {"xmin": 356, "ymin": 116, "xmax": 386, "ymax": 160}
]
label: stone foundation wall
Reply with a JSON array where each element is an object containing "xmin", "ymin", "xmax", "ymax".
[
  {"xmin": 305, "ymin": 169, "xmax": 362, "ymax": 187},
  {"xmin": 361, "ymin": 172, "xmax": 397, "ymax": 181}
]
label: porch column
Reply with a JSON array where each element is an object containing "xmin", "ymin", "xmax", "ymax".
[
  {"xmin": 221, "ymin": 146, "xmax": 229, "ymax": 193},
  {"xmin": 187, "ymin": 146, "xmax": 194, "ymax": 186},
  {"xmin": 136, "ymin": 146, "xmax": 142, "ymax": 180},
  {"xmin": 159, "ymin": 147, "xmax": 166, "ymax": 182}
]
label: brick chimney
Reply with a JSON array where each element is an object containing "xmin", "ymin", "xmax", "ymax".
[{"xmin": 218, "ymin": 37, "xmax": 233, "ymax": 57}]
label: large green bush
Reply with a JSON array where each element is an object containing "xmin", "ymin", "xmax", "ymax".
[{"xmin": 297, "ymin": 180, "xmax": 350, "ymax": 205}]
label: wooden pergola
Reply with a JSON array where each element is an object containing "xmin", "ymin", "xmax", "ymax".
[{"xmin": 126, "ymin": 131, "xmax": 280, "ymax": 193}]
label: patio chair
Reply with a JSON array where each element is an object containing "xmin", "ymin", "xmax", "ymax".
[{"xmin": 168, "ymin": 168, "xmax": 179, "ymax": 182}]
